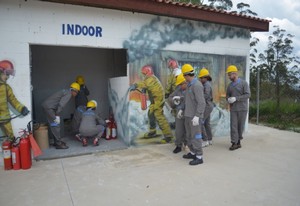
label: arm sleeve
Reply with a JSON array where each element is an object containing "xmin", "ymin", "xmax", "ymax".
[
  {"xmin": 194, "ymin": 84, "xmax": 206, "ymax": 118},
  {"xmin": 56, "ymin": 91, "xmax": 72, "ymax": 115},
  {"xmin": 7, "ymin": 85, "xmax": 24, "ymax": 113},
  {"xmin": 204, "ymin": 84, "xmax": 212, "ymax": 102},
  {"xmin": 135, "ymin": 81, "xmax": 147, "ymax": 89},
  {"xmin": 237, "ymin": 81, "xmax": 251, "ymax": 101}
]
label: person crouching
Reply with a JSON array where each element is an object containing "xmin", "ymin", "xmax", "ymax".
[{"xmin": 79, "ymin": 100, "xmax": 106, "ymax": 146}]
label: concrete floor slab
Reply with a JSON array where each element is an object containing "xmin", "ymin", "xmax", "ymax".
[{"xmin": 1, "ymin": 124, "xmax": 300, "ymax": 206}]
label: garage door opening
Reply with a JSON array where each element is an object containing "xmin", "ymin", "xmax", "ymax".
[{"xmin": 30, "ymin": 45, "xmax": 128, "ymax": 160}]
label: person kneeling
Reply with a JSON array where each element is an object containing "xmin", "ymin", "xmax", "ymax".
[{"xmin": 78, "ymin": 100, "xmax": 106, "ymax": 146}]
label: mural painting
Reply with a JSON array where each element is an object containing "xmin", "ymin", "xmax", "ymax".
[
  {"xmin": 109, "ymin": 17, "xmax": 248, "ymax": 146},
  {"xmin": 0, "ymin": 60, "xmax": 30, "ymax": 141}
]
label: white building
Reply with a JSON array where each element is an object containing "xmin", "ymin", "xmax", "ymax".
[{"xmin": 0, "ymin": 0, "xmax": 269, "ymax": 147}]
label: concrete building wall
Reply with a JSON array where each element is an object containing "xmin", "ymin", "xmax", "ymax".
[{"xmin": 0, "ymin": 0, "xmax": 250, "ymax": 142}]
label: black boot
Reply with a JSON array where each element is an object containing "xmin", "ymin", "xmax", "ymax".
[
  {"xmin": 189, "ymin": 158, "xmax": 203, "ymax": 165},
  {"xmin": 173, "ymin": 146, "xmax": 182, "ymax": 154},
  {"xmin": 183, "ymin": 153, "xmax": 196, "ymax": 159},
  {"xmin": 229, "ymin": 143, "xmax": 239, "ymax": 151}
]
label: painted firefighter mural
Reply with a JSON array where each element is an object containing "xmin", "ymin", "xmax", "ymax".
[
  {"xmin": 0, "ymin": 60, "xmax": 30, "ymax": 141},
  {"xmin": 107, "ymin": 16, "xmax": 248, "ymax": 146}
]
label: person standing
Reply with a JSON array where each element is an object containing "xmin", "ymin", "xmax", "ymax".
[
  {"xmin": 0, "ymin": 60, "xmax": 29, "ymax": 142},
  {"xmin": 198, "ymin": 68, "xmax": 214, "ymax": 147},
  {"xmin": 168, "ymin": 73, "xmax": 187, "ymax": 153},
  {"xmin": 226, "ymin": 65, "xmax": 251, "ymax": 150},
  {"xmin": 165, "ymin": 59, "xmax": 181, "ymax": 99},
  {"xmin": 165, "ymin": 59, "xmax": 181, "ymax": 129},
  {"xmin": 181, "ymin": 64, "xmax": 206, "ymax": 165},
  {"xmin": 79, "ymin": 100, "xmax": 106, "ymax": 146},
  {"xmin": 129, "ymin": 65, "xmax": 174, "ymax": 143},
  {"xmin": 42, "ymin": 82, "xmax": 80, "ymax": 149},
  {"xmin": 75, "ymin": 75, "xmax": 90, "ymax": 108}
]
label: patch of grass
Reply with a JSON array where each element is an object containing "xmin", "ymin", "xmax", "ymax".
[{"xmin": 249, "ymin": 100, "xmax": 300, "ymax": 133}]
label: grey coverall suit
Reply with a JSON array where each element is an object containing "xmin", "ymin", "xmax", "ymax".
[
  {"xmin": 168, "ymin": 86, "xmax": 186, "ymax": 147},
  {"xmin": 184, "ymin": 78, "xmax": 206, "ymax": 156},
  {"xmin": 42, "ymin": 89, "xmax": 73, "ymax": 144},
  {"xmin": 226, "ymin": 78, "xmax": 250, "ymax": 144},
  {"xmin": 79, "ymin": 109, "xmax": 105, "ymax": 138},
  {"xmin": 202, "ymin": 81, "xmax": 214, "ymax": 142},
  {"xmin": 71, "ymin": 105, "xmax": 86, "ymax": 134}
]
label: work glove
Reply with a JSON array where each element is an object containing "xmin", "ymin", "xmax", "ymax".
[
  {"xmin": 192, "ymin": 116, "xmax": 200, "ymax": 126},
  {"xmin": 172, "ymin": 96, "xmax": 181, "ymax": 105},
  {"xmin": 228, "ymin": 97, "xmax": 237, "ymax": 104},
  {"xmin": 129, "ymin": 84, "xmax": 137, "ymax": 91},
  {"xmin": 53, "ymin": 116, "xmax": 60, "ymax": 124},
  {"xmin": 21, "ymin": 106, "xmax": 29, "ymax": 116},
  {"xmin": 177, "ymin": 109, "xmax": 183, "ymax": 119}
]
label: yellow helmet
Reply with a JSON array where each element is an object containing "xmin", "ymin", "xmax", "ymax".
[
  {"xmin": 87, "ymin": 100, "xmax": 96, "ymax": 108},
  {"xmin": 76, "ymin": 75, "xmax": 85, "ymax": 85},
  {"xmin": 90, "ymin": 100, "xmax": 97, "ymax": 108},
  {"xmin": 175, "ymin": 73, "xmax": 186, "ymax": 86},
  {"xmin": 181, "ymin": 64, "xmax": 194, "ymax": 75},
  {"xmin": 198, "ymin": 68, "xmax": 210, "ymax": 78},
  {"xmin": 226, "ymin": 65, "xmax": 238, "ymax": 73},
  {"xmin": 70, "ymin": 82, "xmax": 80, "ymax": 91}
]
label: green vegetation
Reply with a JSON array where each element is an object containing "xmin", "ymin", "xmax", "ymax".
[{"xmin": 249, "ymin": 100, "xmax": 300, "ymax": 132}]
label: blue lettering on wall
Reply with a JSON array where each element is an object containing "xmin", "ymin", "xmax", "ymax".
[{"xmin": 62, "ymin": 24, "xmax": 102, "ymax": 37}]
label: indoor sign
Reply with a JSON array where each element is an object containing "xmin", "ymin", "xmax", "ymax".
[{"xmin": 62, "ymin": 24, "xmax": 102, "ymax": 37}]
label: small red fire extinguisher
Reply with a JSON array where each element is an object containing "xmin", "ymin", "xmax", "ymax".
[
  {"xmin": 2, "ymin": 139, "xmax": 12, "ymax": 170},
  {"xmin": 106, "ymin": 120, "xmax": 112, "ymax": 140},
  {"xmin": 111, "ymin": 119, "xmax": 117, "ymax": 139},
  {"xmin": 140, "ymin": 88, "xmax": 147, "ymax": 110},
  {"xmin": 19, "ymin": 131, "xmax": 32, "ymax": 170},
  {"xmin": 11, "ymin": 138, "xmax": 21, "ymax": 170}
]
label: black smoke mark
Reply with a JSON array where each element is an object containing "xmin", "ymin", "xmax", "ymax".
[{"xmin": 123, "ymin": 17, "xmax": 250, "ymax": 62}]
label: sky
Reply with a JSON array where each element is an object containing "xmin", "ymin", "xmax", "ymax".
[
  {"xmin": 205, "ymin": 0, "xmax": 300, "ymax": 57},
  {"xmin": 233, "ymin": 0, "xmax": 300, "ymax": 57}
]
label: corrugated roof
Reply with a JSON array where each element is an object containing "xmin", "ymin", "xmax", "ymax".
[{"xmin": 40, "ymin": 0, "xmax": 270, "ymax": 31}]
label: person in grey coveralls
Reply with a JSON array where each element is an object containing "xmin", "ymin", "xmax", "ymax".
[
  {"xmin": 79, "ymin": 100, "xmax": 106, "ymax": 146},
  {"xmin": 226, "ymin": 65, "xmax": 251, "ymax": 151},
  {"xmin": 168, "ymin": 73, "xmax": 187, "ymax": 154},
  {"xmin": 198, "ymin": 68, "xmax": 214, "ymax": 148},
  {"xmin": 42, "ymin": 82, "xmax": 80, "ymax": 149},
  {"xmin": 181, "ymin": 64, "xmax": 206, "ymax": 166}
]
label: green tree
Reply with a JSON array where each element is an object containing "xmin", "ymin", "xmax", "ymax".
[
  {"xmin": 236, "ymin": 2, "xmax": 257, "ymax": 16},
  {"xmin": 257, "ymin": 26, "xmax": 300, "ymax": 112}
]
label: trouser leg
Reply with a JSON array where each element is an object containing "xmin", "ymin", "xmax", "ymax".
[
  {"xmin": 185, "ymin": 117, "xmax": 203, "ymax": 156},
  {"xmin": 175, "ymin": 117, "xmax": 185, "ymax": 147},
  {"xmin": 148, "ymin": 104, "xmax": 157, "ymax": 133},
  {"xmin": 230, "ymin": 111, "xmax": 239, "ymax": 144},
  {"xmin": 238, "ymin": 111, "xmax": 248, "ymax": 141},
  {"xmin": 0, "ymin": 121, "xmax": 14, "ymax": 141},
  {"xmin": 44, "ymin": 108, "xmax": 62, "ymax": 144},
  {"xmin": 154, "ymin": 106, "xmax": 173, "ymax": 137},
  {"xmin": 205, "ymin": 115, "xmax": 213, "ymax": 141}
]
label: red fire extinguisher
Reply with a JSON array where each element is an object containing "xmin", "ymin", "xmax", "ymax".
[
  {"xmin": 140, "ymin": 88, "xmax": 147, "ymax": 110},
  {"xmin": 2, "ymin": 139, "xmax": 12, "ymax": 170},
  {"xmin": 110, "ymin": 119, "xmax": 117, "ymax": 139},
  {"xmin": 19, "ymin": 131, "xmax": 32, "ymax": 170},
  {"xmin": 11, "ymin": 139, "xmax": 21, "ymax": 170},
  {"xmin": 105, "ymin": 119, "xmax": 112, "ymax": 140}
]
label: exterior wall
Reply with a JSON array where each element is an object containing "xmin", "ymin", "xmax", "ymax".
[{"xmin": 0, "ymin": 0, "xmax": 250, "ymax": 144}]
